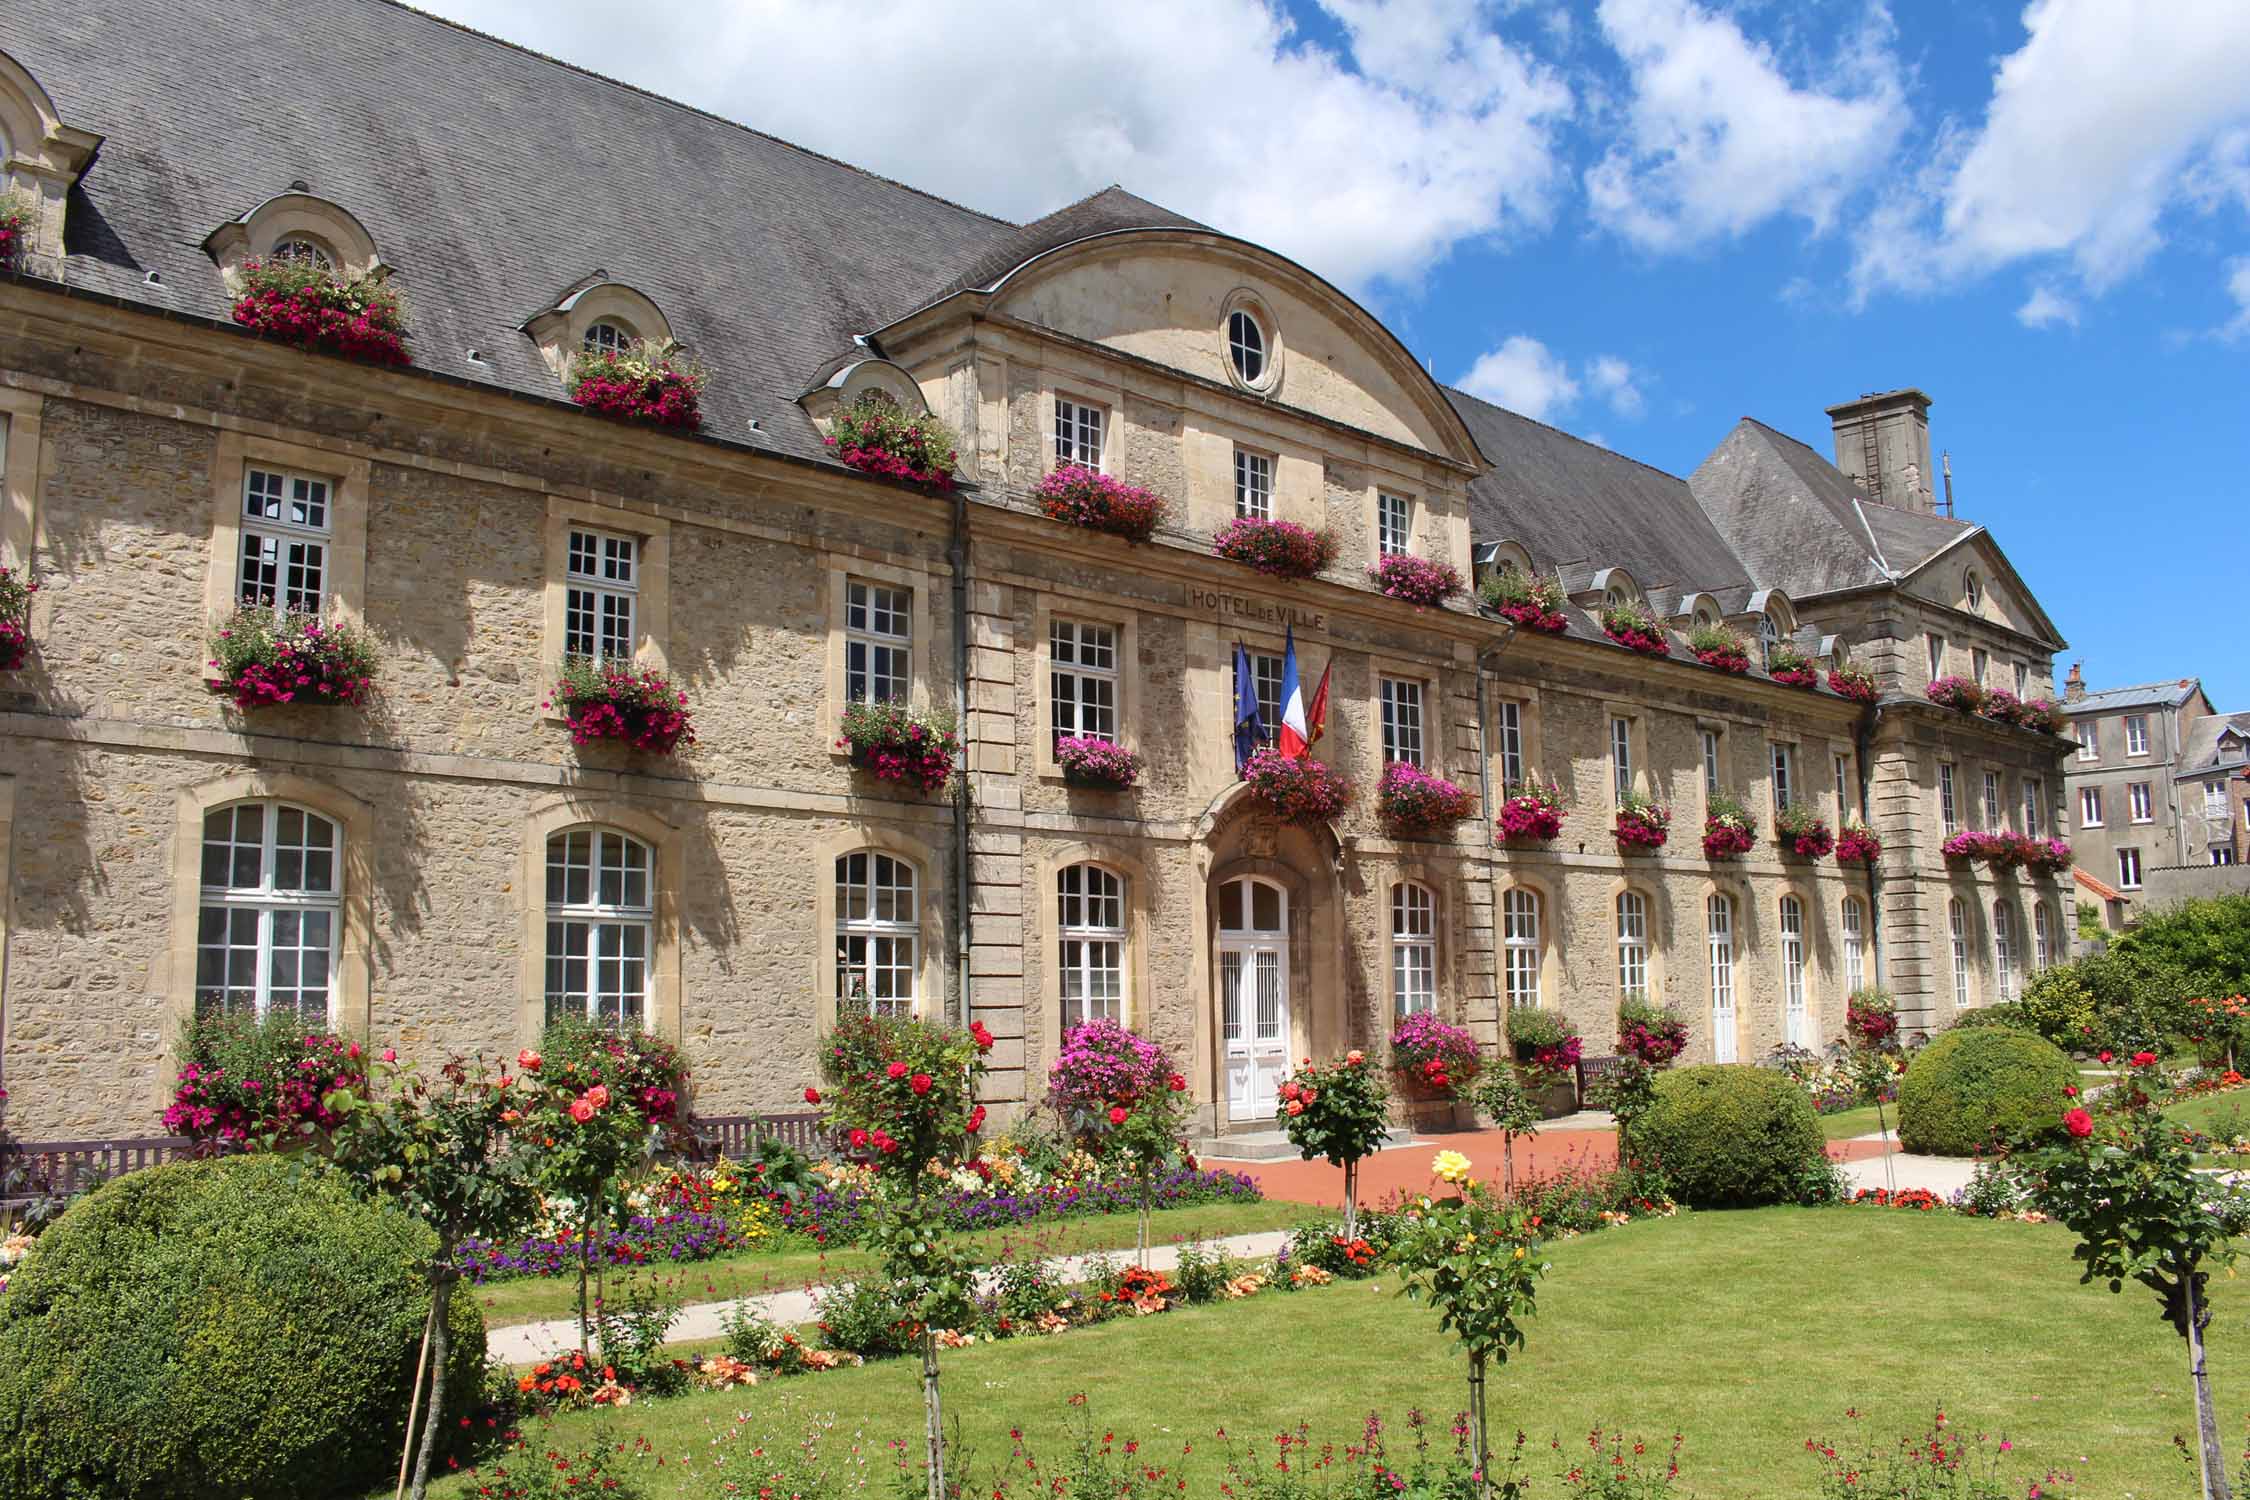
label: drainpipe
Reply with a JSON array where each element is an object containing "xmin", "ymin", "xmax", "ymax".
[
  {"xmin": 950, "ymin": 488, "xmax": 973, "ymax": 1029},
  {"xmin": 1476, "ymin": 628, "xmax": 1520, "ymax": 1045},
  {"xmin": 1853, "ymin": 703, "xmax": 1886, "ymax": 994}
]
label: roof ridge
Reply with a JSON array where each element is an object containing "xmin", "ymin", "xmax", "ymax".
[
  {"xmin": 1443, "ymin": 384, "xmax": 1689, "ymax": 485},
  {"xmin": 383, "ymin": 0, "xmax": 1017, "ymax": 231}
]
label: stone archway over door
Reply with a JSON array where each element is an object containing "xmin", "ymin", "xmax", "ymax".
[{"xmin": 1216, "ymin": 875, "xmax": 1289, "ymax": 1120}]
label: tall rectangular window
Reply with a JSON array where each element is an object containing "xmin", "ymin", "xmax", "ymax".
[
  {"xmin": 1234, "ymin": 650, "xmax": 1283, "ymax": 745},
  {"xmin": 1050, "ymin": 619, "xmax": 1119, "ymax": 746},
  {"xmin": 1495, "ymin": 700, "xmax": 1524, "ymax": 786},
  {"xmin": 2129, "ymin": 782, "xmax": 2153, "ymax": 823},
  {"xmin": 2024, "ymin": 777, "xmax": 2045, "ymax": 838},
  {"xmin": 1706, "ymin": 895, "xmax": 1736, "ymax": 1064},
  {"xmin": 2014, "ymin": 662, "xmax": 2029, "ymax": 696},
  {"xmin": 2080, "ymin": 787, "xmax": 2104, "ymax": 827},
  {"xmin": 1053, "ymin": 397, "xmax": 1104, "ymax": 469},
  {"xmin": 2034, "ymin": 902, "xmax": 2054, "ymax": 968},
  {"xmin": 2118, "ymin": 847, "xmax": 2143, "ymax": 889},
  {"xmin": 1611, "ymin": 716, "xmax": 1634, "ymax": 803},
  {"xmin": 1993, "ymin": 901, "xmax": 2017, "ymax": 1003},
  {"xmin": 239, "ymin": 466, "xmax": 333, "ymax": 615},
  {"xmin": 1779, "ymin": 895, "xmax": 1808, "ymax": 1047},
  {"xmin": 1502, "ymin": 888, "xmax": 1540, "ymax": 1009},
  {"xmin": 1972, "ymin": 647, "xmax": 1989, "ymax": 685},
  {"xmin": 1771, "ymin": 741, "xmax": 1795, "ymax": 814},
  {"xmin": 1381, "ymin": 678, "xmax": 1425, "ymax": 767},
  {"xmin": 2077, "ymin": 723, "xmax": 2099, "ymax": 762},
  {"xmin": 1233, "ymin": 449, "xmax": 1273, "ymax": 520},
  {"xmin": 1982, "ymin": 770, "xmax": 2002, "ymax": 830},
  {"xmin": 1834, "ymin": 752, "xmax": 1852, "ymax": 814},
  {"xmin": 1949, "ymin": 900, "xmax": 1971, "ymax": 1008},
  {"xmin": 1391, "ymin": 883, "xmax": 1436, "ymax": 1017},
  {"xmin": 844, "ymin": 579, "xmax": 910, "ymax": 704},
  {"xmin": 2125, "ymin": 715, "xmax": 2149, "ymax": 756},
  {"xmin": 1701, "ymin": 728, "xmax": 1721, "ymax": 796},
  {"xmin": 564, "ymin": 527, "xmax": 637, "ymax": 662},
  {"xmin": 1057, "ymin": 864, "xmax": 1126, "ymax": 1026},
  {"xmin": 1940, "ymin": 763, "xmax": 1959, "ymax": 835},
  {"xmin": 1376, "ymin": 492, "xmax": 1412, "ymax": 557},
  {"xmin": 1616, "ymin": 891, "xmax": 1649, "ymax": 998},
  {"xmin": 1926, "ymin": 634, "xmax": 1945, "ymax": 680}
]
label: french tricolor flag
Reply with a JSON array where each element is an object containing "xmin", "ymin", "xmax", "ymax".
[{"xmin": 1276, "ymin": 626, "xmax": 1310, "ymax": 758}]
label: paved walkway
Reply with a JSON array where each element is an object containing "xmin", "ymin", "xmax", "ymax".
[{"xmin": 487, "ymin": 1227, "xmax": 1293, "ymax": 1366}]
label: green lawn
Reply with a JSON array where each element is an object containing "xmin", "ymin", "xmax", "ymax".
[
  {"xmin": 471, "ymin": 1198, "xmax": 1307, "ymax": 1327},
  {"xmin": 1817, "ymin": 1103, "xmax": 1895, "ymax": 1141},
  {"xmin": 427, "ymin": 1208, "xmax": 2244, "ymax": 1499},
  {"xmin": 2165, "ymin": 1089, "xmax": 2250, "ymax": 1140}
]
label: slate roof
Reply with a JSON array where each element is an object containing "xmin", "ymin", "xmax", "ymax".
[
  {"xmin": 2181, "ymin": 711, "xmax": 2250, "ymax": 774},
  {"xmin": 2068, "ymin": 681, "xmax": 2205, "ymax": 715},
  {"xmin": 897, "ymin": 186, "xmax": 1214, "ymax": 316}
]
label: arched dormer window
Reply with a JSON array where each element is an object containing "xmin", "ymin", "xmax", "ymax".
[
  {"xmin": 520, "ymin": 276, "xmax": 676, "ymax": 384},
  {"xmin": 584, "ymin": 319, "xmax": 633, "ymax": 356},
  {"xmin": 1475, "ymin": 541, "xmax": 1534, "ymax": 586},
  {"xmin": 0, "ymin": 48, "xmax": 101, "ymax": 266},
  {"xmin": 802, "ymin": 357, "xmax": 931, "ymax": 432},
  {"xmin": 204, "ymin": 191, "xmax": 383, "ymax": 283},
  {"xmin": 270, "ymin": 237, "xmax": 333, "ymax": 270}
]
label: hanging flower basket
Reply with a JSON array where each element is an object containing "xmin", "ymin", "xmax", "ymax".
[
  {"xmin": 0, "ymin": 564, "xmax": 34, "ymax": 671},
  {"xmin": 0, "ymin": 193, "xmax": 31, "ymax": 275},
  {"xmin": 838, "ymin": 701, "xmax": 958, "ymax": 794},
  {"xmin": 1618, "ymin": 997, "xmax": 1689, "ymax": 1066},
  {"xmin": 2021, "ymin": 837, "xmax": 2074, "ymax": 876},
  {"xmin": 1614, "ymin": 793, "xmax": 1671, "ymax": 850},
  {"xmin": 1212, "ymin": 517, "xmax": 1337, "ymax": 580},
  {"xmin": 2018, "ymin": 697, "xmax": 2065, "ymax": 734},
  {"xmin": 1600, "ymin": 602, "xmax": 1670, "ymax": 658},
  {"xmin": 1479, "ymin": 571, "xmax": 1570, "ymax": 634},
  {"xmin": 1506, "ymin": 1007, "xmax": 1582, "ymax": 1087},
  {"xmin": 1925, "ymin": 676, "xmax": 1983, "ymax": 712},
  {"xmin": 567, "ymin": 339, "xmax": 704, "ymax": 430},
  {"xmin": 1846, "ymin": 991, "xmax": 1898, "ymax": 1047},
  {"xmin": 1055, "ymin": 735, "xmax": 1141, "ymax": 790},
  {"xmin": 1687, "ymin": 624, "xmax": 1750, "ymax": 674},
  {"xmin": 1701, "ymin": 792, "xmax": 1757, "ymax": 859},
  {"xmin": 1765, "ymin": 643, "xmax": 1821, "ymax": 688},
  {"xmin": 1376, "ymin": 761, "xmax": 1475, "ymax": 838},
  {"xmin": 1775, "ymin": 804, "xmax": 1834, "ymax": 858},
  {"xmin": 231, "ymin": 256, "xmax": 411, "ymax": 366},
  {"xmin": 1242, "ymin": 746, "xmax": 1353, "ymax": 823},
  {"xmin": 207, "ymin": 606, "xmax": 377, "ymax": 711},
  {"xmin": 1496, "ymin": 778, "xmax": 1565, "ymax": 842},
  {"xmin": 824, "ymin": 395, "xmax": 960, "ymax": 492},
  {"xmin": 1827, "ymin": 664, "xmax": 1878, "ymax": 704},
  {"xmin": 547, "ymin": 658, "xmax": 696, "ymax": 754},
  {"xmin": 1391, "ymin": 1012, "xmax": 1481, "ymax": 1096},
  {"xmin": 1836, "ymin": 823, "xmax": 1883, "ymax": 866},
  {"xmin": 1035, "ymin": 466, "xmax": 1167, "ymax": 543},
  {"xmin": 1367, "ymin": 554, "xmax": 1463, "ymax": 609}
]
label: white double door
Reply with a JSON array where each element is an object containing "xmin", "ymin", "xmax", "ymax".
[{"xmin": 1218, "ymin": 876, "xmax": 1290, "ymax": 1122}]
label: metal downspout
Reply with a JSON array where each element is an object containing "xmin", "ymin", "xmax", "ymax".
[{"xmin": 950, "ymin": 489, "xmax": 973, "ymax": 1028}]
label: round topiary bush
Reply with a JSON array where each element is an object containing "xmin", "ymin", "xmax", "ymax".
[
  {"xmin": 1897, "ymin": 1028, "xmax": 2078, "ymax": 1157},
  {"xmin": 0, "ymin": 1152, "xmax": 485, "ymax": 1500},
  {"xmin": 1635, "ymin": 1064, "xmax": 1826, "ymax": 1207}
]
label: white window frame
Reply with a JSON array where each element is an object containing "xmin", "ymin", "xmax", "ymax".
[
  {"xmin": 1949, "ymin": 899, "xmax": 1972, "ymax": 1009},
  {"xmin": 1982, "ymin": 770, "xmax": 2002, "ymax": 831},
  {"xmin": 2033, "ymin": 901, "xmax": 2054, "ymax": 969},
  {"xmin": 2118, "ymin": 847, "xmax": 2143, "ymax": 890},
  {"xmin": 1701, "ymin": 728, "xmax": 1721, "ymax": 797},
  {"xmin": 1972, "ymin": 647, "xmax": 1989, "ymax": 686},
  {"xmin": 836, "ymin": 851, "xmax": 919, "ymax": 1016},
  {"xmin": 1236, "ymin": 649, "xmax": 1283, "ymax": 747},
  {"xmin": 1707, "ymin": 895, "xmax": 1736, "ymax": 1064},
  {"xmin": 1771, "ymin": 741, "xmax": 1795, "ymax": 814},
  {"xmin": 1834, "ymin": 753, "xmax": 1852, "ymax": 814},
  {"xmin": 583, "ymin": 319, "xmax": 631, "ymax": 355},
  {"xmin": 544, "ymin": 827, "xmax": 654, "ymax": 1032},
  {"xmin": 1057, "ymin": 863, "xmax": 1127, "ymax": 1026},
  {"xmin": 1376, "ymin": 492, "xmax": 1413, "ymax": 558},
  {"xmin": 2077, "ymin": 725, "xmax": 2099, "ymax": 763},
  {"xmin": 564, "ymin": 526, "xmax": 638, "ymax": 663},
  {"xmin": 238, "ymin": 465, "xmax": 334, "ymax": 615},
  {"xmin": 2205, "ymin": 782, "xmax": 2230, "ymax": 817},
  {"xmin": 1050, "ymin": 619, "xmax": 1120, "ymax": 746},
  {"xmin": 1391, "ymin": 882, "xmax": 1437, "ymax": 1017},
  {"xmin": 1054, "ymin": 396, "xmax": 1105, "ymax": 471},
  {"xmin": 2128, "ymin": 782, "xmax": 2153, "ymax": 824},
  {"xmin": 2024, "ymin": 777, "xmax": 2045, "ymax": 839},
  {"xmin": 1612, "ymin": 716, "xmax": 1634, "ymax": 803},
  {"xmin": 1381, "ymin": 677, "xmax": 1426, "ymax": 768},
  {"xmin": 1993, "ymin": 900, "xmax": 2018, "ymax": 1004},
  {"xmin": 1616, "ymin": 890, "xmax": 1649, "ymax": 999},
  {"xmin": 1233, "ymin": 448, "xmax": 1274, "ymax": 520},
  {"xmin": 196, "ymin": 801, "xmax": 342, "ymax": 1024},
  {"xmin": 1940, "ymin": 762, "xmax": 1959, "ymax": 835},
  {"xmin": 2014, "ymin": 662, "xmax": 2028, "ymax": 697},
  {"xmin": 2125, "ymin": 715, "xmax": 2149, "ymax": 757},
  {"xmin": 1227, "ymin": 309, "xmax": 1267, "ymax": 383},
  {"xmin": 1502, "ymin": 887, "xmax": 1541, "ymax": 1010},
  {"xmin": 2080, "ymin": 786, "xmax": 2104, "ymax": 828},
  {"xmin": 1842, "ymin": 897, "xmax": 1866, "ymax": 993},
  {"xmin": 1496, "ymin": 700, "xmax": 1525, "ymax": 787},
  {"xmin": 1779, "ymin": 895, "xmax": 1808, "ymax": 1046},
  {"xmin": 845, "ymin": 578, "xmax": 912, "ymax": 705},
  {"xmin": 1927, "ymin": 634, "xmax": 1945, "ymax": 680}
]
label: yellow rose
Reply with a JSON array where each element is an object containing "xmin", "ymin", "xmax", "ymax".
[{"xmin": 1431, "ymin": 1150, "xmax": 1473, "ymax": 1185}]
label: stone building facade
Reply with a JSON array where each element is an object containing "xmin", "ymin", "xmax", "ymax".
[
  {"xmin": 2060, "ymin": 675, "xmax": 2223, "ymax": 901},
  {"xmin": 0, "ymin": 2, "xmax": 2076, "ymax": 1143}
]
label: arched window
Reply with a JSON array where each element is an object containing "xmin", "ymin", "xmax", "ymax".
[
  {"xmin": 1841, "ymin": 897, "xmax": 1867, "ymax": 992},
  {"xmin": 1616, "ymin": 890, "xmax": 1649, "ymax": 999},
  {"xmin": 545, "ymin": 828, "xmax": 653, "ymax": 1030},
  {"xmin": 1227, "ymin": 309, "xmax": 1266, "ymax": 383},
  {"xmin": 584, "ymin": 319, "xmax": 633, "ymax": 356},
  {"xmin": 1391, "ymin": 882, "xmax": 1436, "ymax": 1017},
  {"xmin": 1606, "ymin": 586, "xmax": 1631, "ymax": 609},
  {"xmin": 1502, "ymin": 888, "xmax": 1541, "ymax": 1010},
  {"xmin": 2033, "ymin": 901, "xmax": 2055, "ymax": 970},
  {"xmin": 1949, "ymin": 899, "xmax": 1971, "ymax": 1009},
  {"xmin": 1058, "ymin": 863, "xmax": 1126, "ymax": 1026},
  {"xmin": 1758, "ymin": 613, "xmax": 1783, "ymax": 668},
  {"xmin": 271, "ymin": 236, "xmax": 333, "ymax": 269},
  {"xmin": 197, "ymin": 801, "xmax": 340, "ymax": 1023},
  {"xmin": 836, "ymin": 851, "xmax": 917, "ymax": 1016},
  {"xmin": 1993, "ymin": 900, "xmax": 2018, "ymax": 1003},
  {"xmin": 1779, "ymin": 895, "xmax": 1807, "ymax": 1046},
  {"xmin": 1706, "ymin": 895, "xmax": 1736, "ymax": 1064}
]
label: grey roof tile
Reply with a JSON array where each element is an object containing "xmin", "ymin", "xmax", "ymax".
[{"xmin": 2068, "ymin": 681, "xmax": 2204, "ymax": 714}]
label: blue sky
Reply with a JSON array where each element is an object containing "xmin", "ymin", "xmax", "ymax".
[{"xmin": 426, "ymin": 0, "xmax": 2250, "ymax": 706}]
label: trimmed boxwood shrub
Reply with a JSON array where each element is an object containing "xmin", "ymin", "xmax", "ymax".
[
  {"xmin": 1896, "ymin": 1028, "xmax": 2077, "ymax": 1157},
  {"xmin": 1635, "ymin": 1064, "xmax": 1825, "ymax": 1207},
  {"xmin": 0, "ymin": 1153, "xmax": 485, "ymax": 1500}
]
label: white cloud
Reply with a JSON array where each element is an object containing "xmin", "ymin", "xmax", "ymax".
[
  {"xmin": 412, "ymin": 0, "xmax": 1572, "ymax": 293},
  {"xmin": 1584, "ymin": 0, "xmax": 1906, "ymax": 251},
  {"xmin": 2015, "ymin": 285, "xmax": 2078, "ymax": 330},
  {"xmin": 1455, "ymin": 336, "xmax": 1580, "ymax": 421},
  {"xmin": 1585, "ymin": 354, "xmax": 1645, "ymax": 416},
  {"xmin": 2223, "ymin": 257, "xmax": 2250, "ymax": 341},
  {"xmin": 1853, "ymin": 0, "xmax": 2250, "ymax": 299}
]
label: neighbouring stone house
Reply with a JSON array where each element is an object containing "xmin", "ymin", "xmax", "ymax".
[{"xmin": 0, "ymin": 0, "xmax": 2075, "ymax": 1144}]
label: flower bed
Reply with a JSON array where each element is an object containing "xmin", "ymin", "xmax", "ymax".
[
  {"xmin": 567, "ymin": 339, "xmax": 704, "ymax": 430},
  {"xmin": 1701, "ymin": 791, "xmax": 1756, "ymax": 860},
  {"xmin": 824, "ymin": 395, "xmax": 959, "ymax": 491},
  {"xmin": 1242, "ymin": 746, "xmax": 1352, "ymax": 822},
  {"xmin": 0, "ymin": 564, "xmax": 34, "ymax": 671},
  {"xmin": 1495, "ymin": 778, "xmax": 1565, "ymax": 842},
  {"xmin": 1054, "ymin": 735, "xmax": 1140, "ymax": 789},
  {"xmin": 1614, "ymin": 793, "xmax": 1670, "ymax": 850},
  {"xmin": 547, "ymin": 657, "xmax": 695, "ymax": 754},
  {"xmin": 1835, "ymin": 822, "xmax": 1882, "ymax": 865},
  {"xmin": 838, "ymin": 701, "xmax": 958, "ymax": 794},
  {"xmin": 230, "ymin": 255, "xmax": 411, "ymax": 365},
  {"xmin": 1775, "ymin": 804, "xmax": 1834, "ymax": 858},
  {"xmin": 1925, "ymin": 675, "xmax": 1983, "ymax": 712},
  {"xmin": 1034, "ymin": 465, "xmax": 1167, "ymax": 542},
  {"xmin": 1687, "ymin": 623, "xmax": 1750, "ymax": 674},
  {"xmin": 1376, "ymin": 761, "xmax": 1474, "ymax": 838},
  {"xmin": 208, "ymin": 606, "xmax": 377, "ymax": 710},
  {"xmin": 2021, "ymin": 836, "xmax": 2073, "ymax": 876},
  {"xmin": 1765, "ymin": 643, "xmax": 1821, "ymax": 688},
  {"xmin": 1366, "ymin": 554, "xmax": 1462, "ymax": 608},
  {"xmin": 1599, "ymin": 601, "xmax": 1670, "ymax": 657},
  {"xmin": 1391, "ymin": 1012, "xmax": 1481, "ymax": 1094},
  {"xmin": 1826, "ymin": 663, "xmax": 1878, "ymax": 703},
  {"xmin": 1478, "ymin": 571, "xmax": 1570, "ymax": 633},
  {"xmin": 161, "ymin": 1013, "xmax": 366, "ymax": 1146},
  {"xmin": 453, "ymin": 1208, "xmax": 762, "ymax": 1282},
  {"xmin": 1211, "ymin": 517, "xmax": 1337, "ymax": 579}
]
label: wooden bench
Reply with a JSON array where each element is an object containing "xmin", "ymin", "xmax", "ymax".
[
  {"xmin": 1575, "ymin": 1054, "xmax": 1631, "ymax": 1104},
  {"xmin": 1, "ymin": 1135, "xmax": 196, "ymax": 1211}
]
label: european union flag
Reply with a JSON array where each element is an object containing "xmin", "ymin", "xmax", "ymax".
[{"xmin": 1232, "ymin": 640, "xmax": 1263, "ymax": 775}]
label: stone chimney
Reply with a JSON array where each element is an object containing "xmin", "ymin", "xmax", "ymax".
[
  {"xmin": 1826, "ymin": 388, "xmax": 1935, "ymax": 513},
  {"xmin": 2065, "ymin": 661, "xmax": 2086, "ymax": 703}
]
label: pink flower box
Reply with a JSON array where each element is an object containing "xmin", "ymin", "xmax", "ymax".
[
  {"xmin": 1036, "ymin": 466, "xmax": 1166, "ymax": 543},
  {"xmin": 1212, "ymin": 518, "xmax": 1338, "ymax": 580},
  {"xmin": 1377, "ymin": 761, "xmax": 1475, "ymax": 837},
  {"xmin": 1366, "ymin": 554, "xmax": 1463, "ymax": 609}
]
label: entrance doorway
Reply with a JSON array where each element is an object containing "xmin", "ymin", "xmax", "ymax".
[{"xmin": 1217, "ymin": 875, "xmax": 1290, "ymax": 1121}]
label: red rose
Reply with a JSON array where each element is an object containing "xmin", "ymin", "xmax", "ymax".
[
  {"xmin": 2098, "ymin": 1051, "xmax": 2114, "ymax": 1063},
  {"xmin": 2063, "ymin": 1107, "xmax": 2094, "ymax": 1138},
  {"xmin": 518, "ymin": 1048, "xmax": 542, "ymax": 1071},
  {"xmin": 2131, "ymin": 1051, "xmax": 2157, "ymax": 1068},
  {"xmin": 1108, "ymin": 1105, "xmax": 1129, "ymax": 1126},
  {"xmin": 1286, "ymin": 1099, "xmax": 1304, "ymax": 1116},
  {"xmin": 1168, "ymin": 1073, "xmax": 1187, "ymax": 1092},
  {"xmin": 971, "ymin": 1021, "xmax": 995, "ymax": 1051},
  {"xmin": 887, "ymin": 1061, "xmax": 909, "ymax": 1079},
  {"xmin": 848, "ymin": 1127, "xmax": 870, "ymax": 1148},
  {"xmin": 968, "ymin": 1104, "xmax": 987, "ymax": 1133},
  {"xmin": 2062, "ymin": 1085, "xmax": 2078, "ymax": 1098},
  {"xmin": 910, "ymin": 1072, "xmax": 933, "ymax": 1095},
  {"xmin": 803, "ymin": 1087, "xmax": 822, "ymax": 1105}
]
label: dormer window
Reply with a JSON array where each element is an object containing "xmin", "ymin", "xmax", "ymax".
[
  {"xmin": 519, "ymin": 277, "xmax": 675, "ymax": 386},
  {"xmin": 1758, "ymin": 613, "xmax": 1782, "ymax": 665},
  {"xmin": 1228, "ymin": 310, "xmax": 1266, "ymax": 383},
  {"xmin": 1606, "ymin": 586, "xmax": 1631, "ymax": 609},
  {"xmin": 584, "ymin": 320, "xmax": 633, "ymax": 356},
  {"xmin": 204, "ymin": 192, "xmax": 383, "ymax": 283},
  {"xmin": 271, "ymin": 237, "xmax": 333, "ymax": 269}
]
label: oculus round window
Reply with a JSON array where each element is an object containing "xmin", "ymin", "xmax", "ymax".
[
  {"xmin": 1964, "ymin": 571, "xmax": 1983, "ymax": 610},
  {"xmin": 1227, "ymin": 309, "xmax": 1266, "ymax": 384}
]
